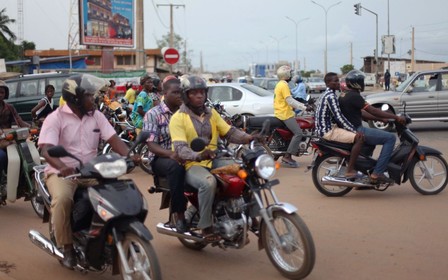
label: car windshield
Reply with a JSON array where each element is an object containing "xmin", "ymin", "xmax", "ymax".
[
  {"xmin": 396, "ymin": 72, "xmax": 417, "ymax": 92},
  {"xmin": 241, "ymin": 84, "xmax": 274, "ymax": 97}
]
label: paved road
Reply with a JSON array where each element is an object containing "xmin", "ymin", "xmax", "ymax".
[{"xmin": 1, "ymin": 122, "xmax": 448, "ymax": 280}]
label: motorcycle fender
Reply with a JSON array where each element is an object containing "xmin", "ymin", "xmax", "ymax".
[
  {"xmin": 114, "ymin": 219, "xmax": 153, "ymax": 242},
  {"xmin": 257, "ymin": 203, "xmax": 298, "ymax": 251},
  {"xmin": 416, "ymin": 145, "xmax": 442, "ymax": 157}
]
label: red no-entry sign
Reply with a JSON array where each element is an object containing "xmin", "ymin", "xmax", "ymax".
[{"xmin": 163, "ymin": 48, "xmax": 180, "ymax": 65}]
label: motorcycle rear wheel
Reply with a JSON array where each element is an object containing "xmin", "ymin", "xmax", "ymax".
[
  {"xmin": 178, "ymin": 205, "xmax": 208, "ymax": 250},
  {"xmin": 136, "ymin": 143, "xmax": 153, "ymax": 175},
  {"xmin": 261, "ymin": 211, "xmax": 315, "ymax": 280},
  {"xmin": 30, "ymin": 178, "xmax": 44, "ymax": 218},
  {"xmin": 312, "ymin": 154, "xmax": 352, "ymax": 197},
  {"xmin": 409, "ymin": 154, "xmax": 448, "ymax": 195},
  {"xmin": 119, "ymin": 232, "xmax": 161, "ymax": 280}
]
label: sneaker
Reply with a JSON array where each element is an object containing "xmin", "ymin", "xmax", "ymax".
[{"xmin": 281, "ymin": 158, "xmax": 300, "ymax": 168}]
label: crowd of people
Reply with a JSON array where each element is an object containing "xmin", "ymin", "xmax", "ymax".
[{"xmin": 0, "ymin": 65, "xmax": 404, "ymax": 268}]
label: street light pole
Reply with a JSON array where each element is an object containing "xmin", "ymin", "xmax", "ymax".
[
  {"xmin": 311, "ymin": 0, "xmax": 341, "ymax": 74},
  {"xmin": 285, "ymin": 16, "xmax": 309, "ymax": 74}
]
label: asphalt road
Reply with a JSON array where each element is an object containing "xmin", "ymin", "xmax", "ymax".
[{"xmin": 1, "ymin": 121, "xmax": 448, "ymax": 280}]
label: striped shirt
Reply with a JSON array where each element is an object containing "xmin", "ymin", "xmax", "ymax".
[
  {"xmin": 142, "ymin": 101, "xmax": 174, "ymax": 164},
  {"xmin": 315, "ymin": 88, "xmax": 356, "ymax": 137}
]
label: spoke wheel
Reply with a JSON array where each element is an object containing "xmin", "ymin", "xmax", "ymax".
[
  {"xmin": 137, "ymin": 143, "xmax": 153, "ymax": 174},
  {"xmin": 31, "ymin": 177, "xmax": 44, "ymax": 218},
  {"xmin": 312, "ymin": 154, "xmax": 352, "ymax": 197},
  {"xmin": 409, "ymin": 154, "xmax": 448, "ymax": 195},
  {"xmin": 120, "ymin": 233, "xmax": 161, "ymax": 280},
  {"xmin": 261, "ymin": 212, "xmax": 315, "ymax": 279}
]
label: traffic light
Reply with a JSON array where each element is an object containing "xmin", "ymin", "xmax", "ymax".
[{"xmin": 354, "ymin": 3, "xmax": 361, "ymax": 16}]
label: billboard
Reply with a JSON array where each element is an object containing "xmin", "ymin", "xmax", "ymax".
[
  {"xmin": 79, "ymin": 0, "xmax": 134, "ymax": 48},
  {"xmin": 382, "ymin": 35, "xmax": 395, "ymax": 55}
]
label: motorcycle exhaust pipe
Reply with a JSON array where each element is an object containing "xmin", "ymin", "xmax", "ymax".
[
  {"xmin": 156, "ymin": 223, "xmax": 204, "ymax": 242},
  {"xmin": 28, "ymin": 230, "xmax": 64, "ymax": 259},
  {"xmin": 321, "ymin": 176, "xmax": 375, "ymax": 188}
]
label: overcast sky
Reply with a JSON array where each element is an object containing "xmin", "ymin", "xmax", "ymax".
[{"xmin": 3, "ymin": 0, "xmax": 448, "ymax": 73}]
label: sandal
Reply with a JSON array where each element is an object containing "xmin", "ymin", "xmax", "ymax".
[
  {"xmin": 202, "ymin": 227, "xmax": 221, "ymax": 243},
  {"xmin": 370, "ymin": 174, "xmax": 394, "ymax": 184},
  {"xmin": 345, "ymin": 172, "xmax": 365, "ymax": 179}
]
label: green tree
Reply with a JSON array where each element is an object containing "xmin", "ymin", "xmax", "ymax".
[
  {"xmin": 340, "ymin": 64, "xmax": 354, "ymax": 75},
  {"xmin": 0, "ymin": 8, "xmax": 16, "ymax": 42},
  {"xmin": 156, "ymin": 32, "xmax": 192, "ymax": 73}
]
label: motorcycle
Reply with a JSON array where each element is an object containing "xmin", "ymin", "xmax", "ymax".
[
  {"xmin": 310, "ymin": 107, "xmax": 448, "ymax": 196},
  {"xmin": 0, "ymin": 127, "xmax": 44, "ymax": 218},
  {"xmin": 28, "ymin": 132, "xmax": 162, "ymax": 279},
  {"xmin": 149, "ymin": 121, "xmax": 315, "ymax": 279},
  {"xmin": 233, "ymin": 102, "xmax": 316, "ymax": 161}
]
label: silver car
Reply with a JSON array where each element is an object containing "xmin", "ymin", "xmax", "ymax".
[
  {"xmin": 365, "ymin": 69, "xmax": 448, "ymax": 130},
  {"xmin": 208, "ymin": 83, "xmax": 274, "ymax": 116}
]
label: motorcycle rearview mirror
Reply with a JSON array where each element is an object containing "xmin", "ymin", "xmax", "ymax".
[
  {"xmin": 47, "ymin": 146, "xmax": 83, "ymax": 167},
  {"xmin": 191, "ymin": 138, "xmax": 207, "ymax": 152}
]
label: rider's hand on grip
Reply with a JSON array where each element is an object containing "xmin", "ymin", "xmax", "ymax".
[{"xmin": 59, "ymin": 166, "xmax": 76, "ymax": 177}]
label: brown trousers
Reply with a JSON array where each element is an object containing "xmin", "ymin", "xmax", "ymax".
[{"xmin": 46, "ymin": 174, "xmax": 96, "ymax": 247}]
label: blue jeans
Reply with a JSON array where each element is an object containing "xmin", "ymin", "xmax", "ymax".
[{"xmin": 357, "ymin": 126, "xmax": 396, "ymax": 175}]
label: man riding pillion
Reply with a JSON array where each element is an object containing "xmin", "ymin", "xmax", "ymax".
[
  {"xmin": 338, "ymin": 70, "xmax": 406, "ymax": 183},
  {"xmin": 39, "ymin": 74, "xmax": 140, "ymax": 269},
  {"xmin": 315, "ymin": 72, "xmax": 364, "ymax": 178},
  {"xmin": 274, "ymin": 65, "xmax": 308, "ymax": 167},
  {"xmin": 169, "ymin": 75, "xmax": 255, "ymax": 242},
  {"xmin": 142, "ymin": 76, "xmax": 188, "ymax": 233}
]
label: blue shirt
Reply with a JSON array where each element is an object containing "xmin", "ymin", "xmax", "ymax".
[{"xmin": 292, "ymin": 82, "xmax": 307, "ymax": 100}]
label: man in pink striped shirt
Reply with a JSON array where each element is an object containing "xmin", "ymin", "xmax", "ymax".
[{"xmin": 39, "ymin": 74, "xmax": 134, "ymax": 269}]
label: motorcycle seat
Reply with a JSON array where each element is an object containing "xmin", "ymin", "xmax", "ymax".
[
  {"xmin": 247, "ymin": 116, "xmax": 286, "ymax": 130},
  {"xmin": 318, "ymin": 139, "xmax": 375, "ymax": 157}
]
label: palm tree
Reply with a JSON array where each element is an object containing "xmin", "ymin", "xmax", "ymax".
[{"xmin": 0, "ymin": 8, "xmax": 16, "ymax": 42}]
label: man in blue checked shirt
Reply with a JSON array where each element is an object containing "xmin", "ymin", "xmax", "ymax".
[
  {"xmin": 315, "ymin": 72, "xmax": 364, "ymax": 178},
  {"xmin": 142, "ymin": 75, "xmax": 188, "ymax": 233}
]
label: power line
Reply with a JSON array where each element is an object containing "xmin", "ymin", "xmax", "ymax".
[{"xmin": 151, "ymin": 0, "xmax": 169, "ymax": 29}]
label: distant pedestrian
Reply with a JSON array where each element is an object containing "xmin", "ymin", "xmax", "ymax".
[
  {"xmin": 31, "ymin": 84, "xmax": 56, "ymax": 126},
  {"xmin": 384, "ymin": 69, "xmax": 391, "ymax": 91}
]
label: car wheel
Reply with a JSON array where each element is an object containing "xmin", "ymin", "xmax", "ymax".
[{"xmin": 367, "ymin": 107, "xmax": 395, "ymax": 132}]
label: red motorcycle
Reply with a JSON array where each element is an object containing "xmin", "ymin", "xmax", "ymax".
[{"xmin": 233, "ymin": 109, "xmax": 316, "ymax": 160}]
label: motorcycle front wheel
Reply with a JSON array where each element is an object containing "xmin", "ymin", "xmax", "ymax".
[
  {"xmin": 312, "ymin": 154, "xmax": 352, "ymax": 197},
  {"xmin": 119, "ymin": 232, "xmax": 161, "ymax": 280},
  {"xmin": 409, "ymin": 154, "xmax": 448, "ymax": 195},
  {"xmin": 261, "ymin": 211, "xmax": 315, "ymax": 280}
]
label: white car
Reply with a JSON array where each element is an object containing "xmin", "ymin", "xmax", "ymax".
[
  {"xmin": 208, "ymin": 83, "xmax": 274, "ymax": 116},
  {"xmin": 306, "ymin": 77, "xmax": 326, "ymax": 93}
]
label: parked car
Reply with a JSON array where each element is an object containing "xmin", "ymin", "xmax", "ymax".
[
  {"xmin": 306, "ymin": 77, "xmax": 326, "ymax": 93},
  {"xmin": 207, "ymin": 83, "xmax": 274, "ymax": 116},
  {"xmin": 5, "ymin": 72, "xmax": 79, "ymax": 122},
  {"xmin": 364, "ymin": 73, "xmax": 377, "ymax": 87},
  {"xmin": 259, "ymin": 78, "xmax": 279, "ymax": 92},
  {"xmin": 365, "ymin": 69, "xmax": 448, "ymax": 131},
  {"xmin": 253, "ymin": 77, "xmax": 264, "ymax": 87}
]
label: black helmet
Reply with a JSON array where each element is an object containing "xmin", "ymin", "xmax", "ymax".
[
  {"xmin": 180, "ymin": 75, "xmax": 208, "ymax": 108},
  {"xmin": 0, "ymin": 80, "xmax": 9, "ymax": 99},
  {"xmin": 62, "ymin": 74, "xmax": 108, "ymax": 114},
  {"xmin": 346, "ymin": 70, "xmax": 366, "ymax": 92}
]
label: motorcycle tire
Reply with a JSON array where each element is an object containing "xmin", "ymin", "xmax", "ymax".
[
  {"xmin": 178, "ymin": 205, "xmax": 208, "ymax": 250},
  {"xmin": 119, "ymin": 232, "xmax": 162, "ymax": 280},
  {"xmin": 409, "ymin": 154, "xmax": 448, "ymax": 195},
  {"xmin": 30, "ymin": 178, "xmax": 44, "ymax": 218},
  {"xmin": 136, "ymin": 143, "xmax": 153, "ymax": 175},
  {"xmin": 311, "ymin": 154, "xmax": 352, "ymax": 197},
  {"xmin": 261, "ymin": 211, "xmax": 315, "ymax": 280}
]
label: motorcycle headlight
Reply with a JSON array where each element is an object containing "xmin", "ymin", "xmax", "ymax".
[
  {"xmin": 254, "ymin": 154, "xmax": 276, "ymax": 180},
  {"xmin": 94, "ymin": 159, "xmax": 127, "ymax": 178}
]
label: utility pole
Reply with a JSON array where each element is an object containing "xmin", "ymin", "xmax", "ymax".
[
  {"xmin": 387, "ymin": 0, "xmax": 390, "ymax": 71},
  {"xmin": 411, "ymin": 26, "xmax": 415, "ymax": 72},
  {"xmin": 135, "ymin": 0, "xmax": 145, "ymax": 70},
  {"xmin": 157, "ymin": 4, "xmax": 185, "ymax": 48},
  {"xmin": 350, "ymin": 42, "xmax": 353, "ymax": 66},
  {"xmin": 354, "ymin": 3, "xmax": 378, "ymax": 84}
]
